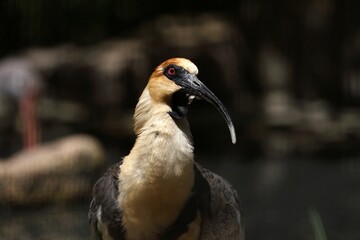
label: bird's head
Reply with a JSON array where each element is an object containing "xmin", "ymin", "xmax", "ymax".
[{"xmin": 141, "ymin": 58, "xmax": 236, "ymax": 144}]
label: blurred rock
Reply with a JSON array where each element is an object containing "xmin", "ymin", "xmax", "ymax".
[{"xmin": 0, "ymin": 134, "xmax": 105, "ymax": 205}]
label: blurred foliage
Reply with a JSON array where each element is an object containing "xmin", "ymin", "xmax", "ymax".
[
  {"xmin": 0, "ymin": 0, "xmax": 237, "ymax": 54},
  {"xmin": 309, "ymin": 207, "xmax": 328, "ymax": 240},
  {"xmin": 1, "ymin": 0, "xmax": 359, "ymax": 104}
]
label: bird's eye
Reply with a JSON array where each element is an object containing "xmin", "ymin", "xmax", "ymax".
[{"xmin": 167, "ymin": 67, "xmax": 176, "ymax": 76}]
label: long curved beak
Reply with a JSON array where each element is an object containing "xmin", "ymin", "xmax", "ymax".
[{"xmin": 176, "ymin": 73, "xmax": 237, "ymax": 144}]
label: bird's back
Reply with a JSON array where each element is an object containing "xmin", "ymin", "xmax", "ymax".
[{"xmin": 195, "ymin": 163, "xmax": 245, "ymax": 240}]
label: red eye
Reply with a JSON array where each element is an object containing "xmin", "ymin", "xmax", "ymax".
[{"xmin": 167, "ymin": 67, "xmax": 176, "ymax": 76}]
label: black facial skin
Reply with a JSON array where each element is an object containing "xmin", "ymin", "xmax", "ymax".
[
  {"xmin": 164, "ymin": 65, "xmax": 191, "ymax": 120},
  {"xmin": 168, "ymin": 90, "xmax": 189, "ymax": 120},
  {"xmin": 163, "ymin": 64, "xmax": 188, "ymax": 83}
]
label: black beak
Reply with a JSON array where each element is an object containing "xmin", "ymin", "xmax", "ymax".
[{"xmin": 177, "ymin": 73, "xmax": 237, "ymax": 144}]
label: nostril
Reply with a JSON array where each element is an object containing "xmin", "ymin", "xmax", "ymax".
[{"xmin": 193, "ymin": 81, "xmax": 201, "ymax": 87}]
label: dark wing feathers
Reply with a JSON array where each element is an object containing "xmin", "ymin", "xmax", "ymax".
[
  {"xmin": 89, "ymin": 161, "xmax": 125, "ymax": 240},
  {"xmin": 195, "ymin": 163, "xmax": 245, "ymax": 240},
  {"xmin": 89, "ymin": 160, "xmax": 244, "ymax": 240}
]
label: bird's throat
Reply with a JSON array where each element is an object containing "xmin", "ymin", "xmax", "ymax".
[{"xmin": 169, "ymin": 90, "xmax": 190, "ymax": 120}]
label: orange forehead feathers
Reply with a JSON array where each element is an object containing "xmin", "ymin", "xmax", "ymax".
[{"xmin": 150, "ymin": 58, "xmax": 198, "ymax": 79}]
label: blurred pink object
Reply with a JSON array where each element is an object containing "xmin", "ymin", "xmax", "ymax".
[{"xmin": 0, "ymin": 58, "xmax": 42, "ymax": 149}]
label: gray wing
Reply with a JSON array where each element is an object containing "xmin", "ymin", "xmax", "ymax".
[
  {"xmin": 195, "ymin": 163, "xmax": 245, "ymax": 240},
  {"xmin": 88, "ymin": 161, "xmax": 125, "ymax": 240}
]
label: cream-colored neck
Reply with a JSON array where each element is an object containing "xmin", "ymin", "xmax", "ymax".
[{"xmin": 118, "ymin": 88, "xmax": 195, "ymax": 240}]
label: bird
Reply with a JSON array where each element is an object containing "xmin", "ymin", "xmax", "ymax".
[
  {"xmin": 0, "ymin": 58, "xmax": 42, "ymax": 149},
  {"xmin": 89, "ymin": 58, "xmax": 244, "ymax": 240}
]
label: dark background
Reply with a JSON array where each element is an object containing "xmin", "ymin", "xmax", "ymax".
[{"xmin": 0, "ymin": 0, "xmax": 359, "ymax": 239}]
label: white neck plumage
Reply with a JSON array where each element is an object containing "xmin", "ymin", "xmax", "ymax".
[{"xmin": 118, "ymin": 88, "xmax": 195, "ymax": 240}]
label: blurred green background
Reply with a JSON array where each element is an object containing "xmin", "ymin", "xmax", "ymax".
[{"xmin": 0, "ymin": 0, "xmax": 359, "ymax": 239}]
